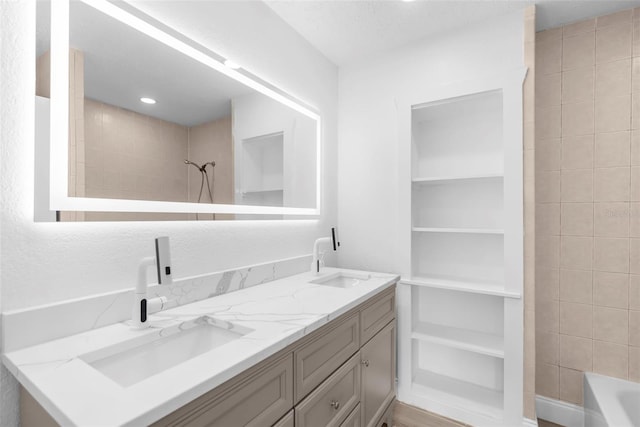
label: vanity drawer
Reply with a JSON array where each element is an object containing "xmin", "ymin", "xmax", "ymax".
[
  {"xmin": 154, "ymin": 354, "xmax": 293, "ymax": 427},
  {"xmin": 295, "ymin": 353, "xmax": 361, "ymax": 427},
  {"xmin": 294, "ymin": 313, "xmax": 360, "ymax": 401},
  {"xmin": 360, "ymin": 288, "xmax": 395, "ymax": 344},
  {"xmin": 340, "ymin": 403, "xmax": 361, "ymax": 427},
  {"xmin": 273, "ymin": 410, "xmax": 294, "ymax": 427}
]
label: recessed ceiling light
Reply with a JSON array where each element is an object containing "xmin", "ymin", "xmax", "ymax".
[
  {"xmin": 140, "ymin": 97, "xmax": 156, "ymax": 104},
  {"xmin": 224, "ymin": 59, "xmax": 241, "ymax": 70}
]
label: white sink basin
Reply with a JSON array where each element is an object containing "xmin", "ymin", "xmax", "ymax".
[
  {"xmin": 310, "ymin": 272, "xmax": 371, "ymax": 288},
  {"xmin": 81, "ymin": 317, "xmax": 252, "ymax": 387}
]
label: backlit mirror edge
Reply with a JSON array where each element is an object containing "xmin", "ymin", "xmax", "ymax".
[{"xmin": 49, "ymin": 0, "xmax": 322, "ymax": 218}]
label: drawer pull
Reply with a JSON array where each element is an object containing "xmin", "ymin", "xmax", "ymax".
[
  {"xmin": 330, "ymin": 400, "xmax": 340, "ymax": 410},
  {"xmin": 361, "ymin": 359, "xmax": 370, "ymax": 367}
]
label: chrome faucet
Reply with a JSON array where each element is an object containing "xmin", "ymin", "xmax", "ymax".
[
  {"xmin": 132, "ymin": 237, "xmax": 173, "ymax": 330},
  {"xmin": 311, "ymin": 227, "xmax": 340, "ymax": 274}
]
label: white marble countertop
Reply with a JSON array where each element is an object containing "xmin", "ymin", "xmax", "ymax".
[{"xmin": 3, "ymin": 267, "xmax": 398, "ymax": 426}]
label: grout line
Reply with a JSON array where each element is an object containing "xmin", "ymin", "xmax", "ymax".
[{"xmin": 557, "ymin": 32, "xmax": 563, "ymax": 395}]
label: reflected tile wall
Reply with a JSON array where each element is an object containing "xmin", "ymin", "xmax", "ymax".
[{"xmin": 84, "ymin": 99, "xmax": 190, "ymax": 204}]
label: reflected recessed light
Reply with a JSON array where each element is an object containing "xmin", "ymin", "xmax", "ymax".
[
  {"xmin": 140, "ymin": 97, "xmax": 156, "ymax": 104},
  {"xmin": 224, "ymin": 59, "xmax": 241, "ymax": 70}
]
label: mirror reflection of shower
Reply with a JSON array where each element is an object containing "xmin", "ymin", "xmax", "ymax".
[{"xmin": 185, "ymin": 159, "xmax": 216, "ymax": 220}]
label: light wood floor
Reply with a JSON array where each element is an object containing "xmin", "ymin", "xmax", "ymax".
[
  {"xmin": 393, "ymin": 402, "xmax": 470, "ymax": 427},
  {"xmin": 538, "ymin": 419, "xmax": 565, "ymax": 427}
]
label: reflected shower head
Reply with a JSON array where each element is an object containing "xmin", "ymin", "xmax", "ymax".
[
  {"xmin": 184, "ymin": 159, "xmax": 203, "ymax": 171},
  {"xmin": 201, "ymin": 161, "xmax": 216, "ymax": 172},
  {"xmin": 184, "ymin": 159, "xmax": 216, "ymax": 172}
]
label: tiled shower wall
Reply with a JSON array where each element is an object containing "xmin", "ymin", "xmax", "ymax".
[{"xmin": 535, "ymin": 9, "xmax": 640, "ymax": 406}]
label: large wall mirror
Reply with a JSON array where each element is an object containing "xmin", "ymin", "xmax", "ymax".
[{"xmin": 37, "ymin": 0, "xmax": 320, "ymax": 221}]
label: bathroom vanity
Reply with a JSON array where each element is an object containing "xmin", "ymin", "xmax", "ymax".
[
  {"xmin": 5, "ymin": 268, "xmax": 397, "ymax": 427},
  {"xmin": 154, "ymin": 286, "xmax": 395, "ymax": 427}
]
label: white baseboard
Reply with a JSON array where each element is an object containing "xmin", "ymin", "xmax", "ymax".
[
  {"xmin": 522, "ymin": 417, "xmax": 538, "ymax": 427},
  {"xmin": 536, "ymin": 395, "xmax": 584, "ymax": 427}
]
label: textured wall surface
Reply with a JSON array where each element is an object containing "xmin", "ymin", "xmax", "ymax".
[
  {"xmin": 0, "ymin": 1, "xmax": 338, "ymax": 424},
  {"xmin": 338, "ymin": 7, "xmax": 530, "ymax": 420},
  {"xmin": 337, "ymin": 11, "xmax": 524, "ymax": 273},
  {"xmin": 535, "ymin": 8, "xmax": 640, "ymax": 407},
  {"xmin": 1, "ymin": 3, "xmax": 32, "ymax": 425}
]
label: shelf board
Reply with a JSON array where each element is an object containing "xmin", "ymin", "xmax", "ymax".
[
  {"xmin": 241, "ymin": 188, "xmax": 284, "ymax": 195},
  {"xmin": 401, "ymin": 276, "xmax": 520, "ymax": 299},
  {"xmin": 412, "ymin": 227, "xmax": 504, "ymax": 235},
  {"xmin": 242, "ymin": 131, "xmax": 284, "ymax": 144},
  {"xmin": 411, "ymin": 369, "xmax": 504, "ymax": 420},
  {"xmin": 412, "ymin": 322, "xmax": 504, "ymax": 358},
  {"xmin": 412, "ymin": 173, "xmax": 503, "ymax": 185}
]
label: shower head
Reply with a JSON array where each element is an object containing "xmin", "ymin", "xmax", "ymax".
[
  {"xmin": 184, "ymin": 159, "xmax": 203, "ymax": 171},
  {"xmin": 201, "ymin": 161, "xmax": 216, "ymax": 172}
]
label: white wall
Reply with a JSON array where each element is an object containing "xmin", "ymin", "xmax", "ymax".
[
  {"xmin": 337, "ymin": 11, "xmax": 524, "ymax": 274},
  {"xmin": 0, "ymin": 1, "xmax": 337, "ymax": 424}
]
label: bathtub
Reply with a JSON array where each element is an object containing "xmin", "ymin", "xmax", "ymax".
[{"xmin": 584, "ymin": 372, "xmax": 640, "ymax": 427}]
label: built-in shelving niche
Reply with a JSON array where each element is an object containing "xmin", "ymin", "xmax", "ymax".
[
  {"xmin": 409, "ymin": 287, "xmax": 505, "ymax": 418},
  {"xmin": 411, "ymin": 287, "xmax": 504, "ymax": 358},
  {"xmin": 239, "ymin": 132, "xmax": 284, "ymax": 207},
  {"xmin": 398, "ymin": 71, "xmax": 525, "ymax": 427},
  {"xmin": 411, "ymin": 89, "xmax": 503, "ymax": 179},
  {"xmin": 411, "ymin": 343, "xmax": 505, "ymax": 420},
  {"xmin": 411, "ymin": 232, "xmax": 504, "ymax": 292},
  {"xmin": 412, "ymin": 177, "xmax": 503, "ymax": 230}
]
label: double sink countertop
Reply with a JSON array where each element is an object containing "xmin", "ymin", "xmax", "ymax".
[{"xmin": 3, "ymin": 268, "xmax": 398, "ymax": 426}]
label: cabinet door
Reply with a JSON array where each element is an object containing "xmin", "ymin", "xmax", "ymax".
[
  {"xmin": 20, "ymin": 387, "xmax": 60, "ymax": 427},
  {"xmin": 295, "ymin": 353, "xmax": 361, "ymax": 427},
  {"xmin": 340, "ymin": 403, "xmax": 361, "ymax": 427},
  {"xmin": 273, "ymin": 410, "xmax": 294, "ymax": 427},
  {"xmin": 361, "ymin": 321, "xmax": 395, "ymax": 427},
  {"xmin": 360, "ymin": 289, "xmax": 395, "ymax": 344},
  {"xmin": 154, "ymin": 354, "xmax": 293, "ymax": 427},
  {"xmin": 295, "ymin": 313, "xmax": 360, "ymax": 402}
]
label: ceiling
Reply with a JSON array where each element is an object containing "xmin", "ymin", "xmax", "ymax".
[
  {"xmin": 264, "ymin": 0, "xmax": 640, "ymax": 66},
  {"xmin": 37, "ymin": 1, "xmax": 254, "ymax": 127}
]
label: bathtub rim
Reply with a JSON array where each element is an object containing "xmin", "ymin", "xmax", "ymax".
[{"xmin": 584, "ymin": 372, "xmax": 639, "ymax": 427}]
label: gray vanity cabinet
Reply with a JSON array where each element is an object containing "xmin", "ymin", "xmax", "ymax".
[
  {"xmin": 153, "ymin": 354, "xmax": 294, "ymax": 427},
  {"xmin": 360, "ymin": 321, "xmax": 396, "ymax": 427}
]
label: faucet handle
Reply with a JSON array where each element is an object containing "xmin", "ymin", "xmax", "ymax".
[
  {"xmin": 155, "ymin": 237, "xmax": 173, "ymax": 285},
  {"xmin": 331, "ymin": 227, "xmax": 340, "ymax": 251}
]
